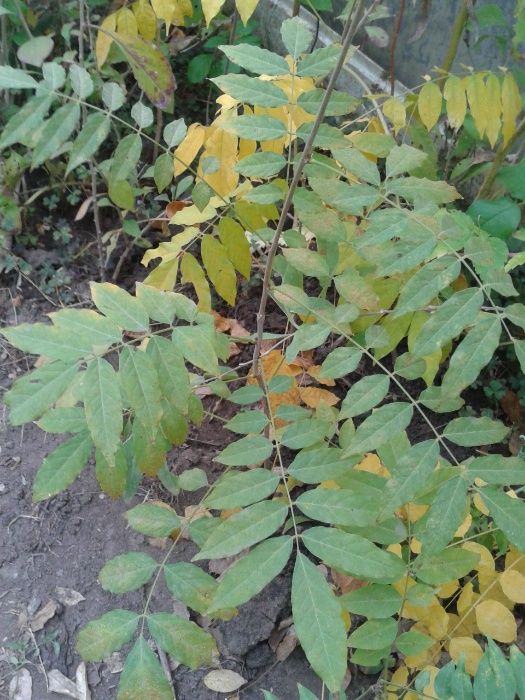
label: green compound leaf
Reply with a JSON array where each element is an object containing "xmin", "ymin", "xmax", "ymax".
[
  {"xmin": 76, "ymin": 610, "xmax": 139, "ymax": 662},
  {"xmin": 209, "ymin": 536, "xmax": 293, "ymax": 612},
  {"xmin": 204, "ymin": 469, "xmax": 279, "ymax": 509},
  {"xmin": 147, "ymin": 613, "xmax": 217, "ymax": 669},
  {"xmin": 443, "ymin": 416, "xmax": 509, "ymax": 446},
  {"xmin": 83, "ymin": 358, "xmax": 122, "ymax": 464},
  {"xmin": 124, "ymin": 503, "xmax": 180, "ymax": 537},
  {"xmin": 292, "ymin": 553, "xmax": 347, "ymax": 692},
  {"xmin": 117, "ymin": 636, "xmax": 172, "ymax": 700},
  {"xmin": 302, "ymin": 526, "xmax": 406, "ymax": 583},
  {"xmin": 165, "ymin": 562, "xmax": 217, "ymax": 614},
  {"xmin": 98, "ymin": 552, "xmax": 157, "ymax": 593},
  {"xmin": 33, "ymin": 432, "xmax": 92, "ymax": 502},
  {"xmin": 214, "ymin": 435, "xmax": 274, "ymax": 466},
  {"xmin": 194, "ymin": 500, "xmax": 288, "ymax": 560}
]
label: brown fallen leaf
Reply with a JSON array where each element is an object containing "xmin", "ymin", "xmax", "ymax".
[
  {"xmin": 331, "ymin": 569, "xmax": 367, "ymax": 595},
  {"xmin": 275, "ymin": 624, "xmax": 298, "ymax": 661},
  {"xmin": 30, "ymin": 599, "xmax": 60, "ymax": 632},
  {"xmin": 203, "ymin": 669, "xmax": 246, "ymax": 693},
  {"xmin": 298, "ymin": 386, "xmax": 340, "ymax": 408}
]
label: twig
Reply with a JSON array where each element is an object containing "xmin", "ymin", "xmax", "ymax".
[
  {"xmin": 155, "ymin": 643, "xmax": 175, "ymax": 694},
  {"xmin": 389, "ymin": 0, "xmax": 405, "ymax": 95},
  {"xmin": 438, "ymin": 0, "xmax": 469, "ymax": 86},
  {"xmin": 251, "ymin": 0, "xmax": 367, "ymax": 382}
]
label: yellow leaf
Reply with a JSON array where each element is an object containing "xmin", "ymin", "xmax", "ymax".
[
  {"xmin": 400, "ymin": 502, "xmax": 428, "ymax": 523},
  {"xmin": 142, "ymin": 227, "xmax": 199, "ymax": 266},
  {"xmin": 485, "ymin": 73, "xmax": 502, "ymax": 148},
  {"xmin": 174, "ymin": 123, "xmax": 206, "ymax": 177},
  {"xmin": 505, "ymin": 547, "xmax": 525, "ymax": 576},
  {"xmin": 418, "ymin": 81, "xmax": 442, "ymax": 131},
  {"xmin": 143, "ymin": 258, "xmax": 179, "ymax": 290},
  {"xmin": 473, "ymin": 491, "xmax": 490, "ymax": 515},
  {"xmin": 383, "ymin": 97, "xmax": 406, "ymax": 133},
  {"xmin": 355, "ymin": 453, "xmax": 390, "ymax": 478},
  {"xmin": 201, "ymin": 0, "xmax": 226, "ymax": 25},
  {"xmin": 499, "ymin": 568, "xmax": 525, "ymax": 603},
  {"xmin": 410, "ymin": 537, "xmax": 422, "ymax": 554},
  {"xmin": 235, "ymin": 0, "xmax": 258, "ymax": 25},
  {"xmin": 454, "ymin": 513, "xmax": 472, "ymax": 538},
  {"xmin": 477, "ymin": 569, "xmax": 514, "ymax": 610},
  {"xmin": 448, "ymin": 637, "xmax": 483, "ymax": 676},
  {"xmin": 319, "ymin": 480, "xmax": 340, "ymax": 489},
  {"xmin": 462, "ymin": 541, "xmax": 494, "ymax": 571},
  {"xmin": 341, "ymin": 607, "xmax": 352, "ymax": 631},
  {"xmin": 180, "ymin": 252, "xmax": 211, "ymax": 311},
  {"xmin": 386, "ymin": 664, "xmax": 408, "ymax": 697},
  {"xmin": 133, "ymin": 0, "xmax": 157, "ymax": 41},
  {"xmin": 96, "ymin": 13, "xmax": 117, "ymax": 69},
  {"xmin": 475, "ymin": 599, "xmax": 517, "ymax": 643},
  {"xmin": 201, "ymin": 235, "xmax": 237, "ymax": 305},
  {"xmin": 198, "ymin": 124, "xmax": 239, "ymax": 198},
  {"xmin": 502, "ymin": 71, "xmax": 521, "ymax": 145},
  {"xmin": 117, "ymin": 7, "xmax": 138, "ymax": 35},
  {"xmin": 465, "ymin": 73, "xmax": 488, "ymax": 138},
  {"xmin": 171, "ymin": 202, "xmax": 217, "ymax": 225},
  {"xmin": 443, "ymin": 75, "xmax": 466, "ymax": 130},
  {"xmin": 151, "ymin": 0, "xmax": 192, "ymax": 30},
  {"xmin": 437, "ymin": 579, "xmax": 459, "ymax": 599},
  {"xmin": 298, "ymin": 386, "xmax": 340, "ymax": 408},
  {"xmin": 218, "ymin": 217, "xmax": 251, "ymax": 279},
  {"xmin": 420, "ymin": 602, "xmax": 449, "ymax": 639}
]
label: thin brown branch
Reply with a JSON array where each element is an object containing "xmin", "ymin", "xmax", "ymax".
[{"xmin": 389, "ymin": 0, "xmax": 405, "ymax": 95}]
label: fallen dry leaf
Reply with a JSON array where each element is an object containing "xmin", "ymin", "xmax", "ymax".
[
  {"xmin": 166, "ymin": 200, "xmax": 190, "ymax": 217},
  {"xmin": 30, "ymin": 599, "xmax": 59, "ymax": 632},
  {"xmin": 9, "ymin": 668, "xmax": 32, "ymax": 700},
  {"xmin": 55, "ymin": 588, "xmax": 85, "ymax": 607},
  {"xmin": 75, "ymin": 663, "xmax": 91, "ymax": 700},
  {"xmin": 275, "ymin": 624, "xmax": 298, "ymax": 661},
  {"xmin": 203, "ymin": 669, "xmax": 246, "ymax": 693},
  {"xmin": 331, "ymin": 569, "xmax": 367, "ymax": 594},
  {"xmin": 298, "ymin": 386, "xmax": 339, "ymax": 408},
  {"xmin": 48, "ymin": 669, "xmax": 78, "ymax": 698}
]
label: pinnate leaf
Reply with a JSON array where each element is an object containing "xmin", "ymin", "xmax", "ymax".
[
  {"xmin": 76, "ymin": 610, "xmax": 139, "ymax": 661},
  {"xmin": 99, "ymin": 552, "xmax": 157, "ymax": 593}
]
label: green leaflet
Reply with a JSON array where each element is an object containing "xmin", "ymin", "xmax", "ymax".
[
  {"xmin": 91, "ymin": 282, "xmax": 149, "ymax": 332},
  {"xmin": 119, "ymin": 347, "xmax": 163, "ymax": 436},
  {"xmin": 32, "ymin": 102, "xmax": 80, "ymax": 167},
  {"xmin": 340, "ymin": 375, "xmax": 390, "ymax": 419},
  {"xmin": 441, "ymin": 315, "xmax": 502, "ymax": 393},
  {"xmin": 302, "ymin": 526, "xmax": 406, "ymax": 583},
  {"xmin": 342, "ymin": 402, "xmax": 413, "ymax": 456},
  {"xmin": 224, "ymin": 115, "xmax": 288, "ymax": 141},
  {"xmin": 331, "ymin": 145, "xmax": 380, "ymax": 185},
  {"xmin": 117, "ymin": 636, "xmax": 172, "ymax": 700},
  {"xmin": 219, "ymin": 43, "xmax": 289, "ymax": 75},
  {"xmin": 98, "ymin": 552, "xmax": 157, "ymax": 593},
  {"xmin": 67, "ymin": 113, "xmax": 110, "ymax": 174},
  {"xmin": 339, "ymin": 584, "xmax": 402, "ymax": 618},
  {"xmin": 386, "ymin": 176, "xmax": 460, "ymax": 205},
  {"xmin": 298, "ymin": 89, "xmax": 360, "ymax": 117},
  {"xmin": 479, "ymin": 487, "xmax": 525, "ymax": 550},
  {"xmin": 385, "ymin": 144, "xmax": 429, "ymax": 179},
  {"xmin": 412, "ymin": 288, "xmax": 483, "ymax": 357},
  {"xmin": 244, "ymin": 183, "xmax": 283, "ymax": 204},
  {"xmin": 417, "ymin": 475, "xmax": 468, "ymax": 555},
  {"xmin": 235, "ymin": 152, "xmax": 287, "ymax": 178},
  {"xmin": 295, "ymin": 487, "xmax": 380, "ymax": 527},
  {"xmin": 5, "ymin": 361, "xmax": 78, "ymax": 425},
  {"xmin": 171, "ymin": 325, "xmax": 219, "ymax": 374},
  {"xmin": 147, "ymin": 613, "xmax": 217, "ymax": 669},
  {"xmin": 292, "ymin": 553, "xmax": 347, "ymax": 692},
  {"xmin": 49, "ymin": 309, "xmax": 122, "ymax": 351},
  {"xmin": 296, "ymin": 44, "xmax": 341, "ymax": 77},
  {"xmin": 229, "ymin": 385, "xmax": 264, "ymax": 405},
  {"xmin": 212, "ymin": 74, "xmax": 288, "ymax": 107},
  {"xmin": 473, "ymin": 639, "xmax": 516, "ymax": 700},
  {"xmin": 2, "ymin": 321, "xmax": 97, "ymax": 361},
  {"xmin": 95, "ymin": 447, "xmax": 128, "ymax": 498},
  {"xmin": 209, "ymin": 536, "xmax": 293, "ymax": 612},
  {"xmin": 33, "ymin": 431, "xmax": 92, "ymax": 502},
  {"xmin": 124, "ymin": 503, "xmax": 180, "ymax": 537},
  {"xmin": 37, "ymin": 407, "xmax": 86, "ymax": 433},
  {"xmin": 466, "ymin": 455, "xmax": 525, "ymax": 485},
  {"xmin": 83, "ymin": 358, "xmax": 122, "ymax": 464},
  {"xmin": 204, "ymin": 469, "xmax": 279, "ymax": 509},
  {"xmin": 393, "ymin": 256, "xmax": 461, "ymax": 317},
  {"xmin": 214, "ymin": 435, "xmax": 273, "ymax": 466},
  {"xmin": 146, "ymin": 335, "xmax": 190, "ymax": 414},
  {"xmin": 443, "ymin": 416, "xmax": 509, "ymax": 446},
  {"xmin": 309, "ymin": 178, "xmax": 379, "ymax": 215},
  {"xmin": 293, "ymin": 187, "xmax": 347, "ymax": 242},
  {"xmin": 348, "ymin": 618, "xmax": 397, "ymax": 650},
  {"xmin": 395, "ymin": 630, "xmax": 434, "ymax": 656},
  {"xmin": 193, "ymin": 500, "xmax": 288, "ymax": 560},
  {"xmin": 287, "ymin": 447, "xmax": 361, "ymax": 484},
  {"xmin": 320, "ymin": 346, "xmax": 362, "ymax": 379},
  {"xmin": 380, "ymin": 440, "xmax": 440, "ymax": 514},
  {"xmin": 109, "ymin": 133, "xmax": 142, "ymax": 182},
  {"xmin": 413, "ymin": 548, "xmax": 480, "ymax": 585},
  {"xmin": 282, "ymin": 248, "xmax": 330, "ymax": 279},
  {"xmin": 280, "ymin": 17, "xmax": 312, "ymax": 59},
  {"xmin": 281, "ymin": 417, "xmax": 331, "ymax": 449},
  {"xmin": 76, "ymin": 610, "xmax": 139, "ymax": 662},
  {"xmin": 224, "ymin": 409, "xmax": 268, "ymax": 434},
  {"xmin": 0, "ymin": 93, "xmax": 53, "ymax": 150},
  {"xmin": 164, "ymin": 562, "xmax": 217, "ymax": 614}
]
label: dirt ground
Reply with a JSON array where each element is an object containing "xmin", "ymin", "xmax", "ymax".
[{"xmin": 0, "ymin": 289, "xmax": 378, "ymax": 700}]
